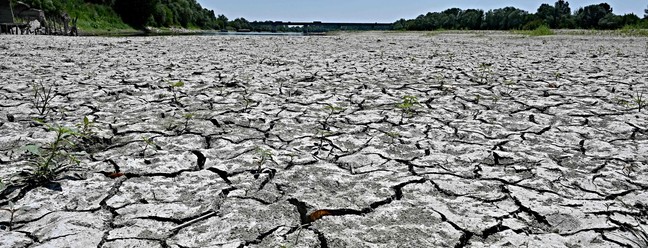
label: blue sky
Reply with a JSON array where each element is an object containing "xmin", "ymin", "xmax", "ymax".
[{"xmin": 197, "ymin": 1, "xmax": 646, "ymax": 22}]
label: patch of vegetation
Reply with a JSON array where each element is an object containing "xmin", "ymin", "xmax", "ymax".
[
  {"xmin": 386, "ymin": 130, "xmax": 400, "ymax": 144},
  {"xmin": 396, "ymin": 95, "xmax": 420, "ymax": 116},
  {"xmin": 14, "ymin": 0, "xmax": 224, "ymax": 31},
  {"xmin": 615, "ymin": 91, "xmax": 646, "ymax": 113},
  {"xmin": 21, "ymin": 121, "xmax": 81, "ymax": 184},
  {"xmin": 63, "ymin": 2, "xmax": 132, "ymax": 32},
  {"xmin": 514, "ymin": 25, "xmax": 554, "ymax": 36},
  {"xmin": 618, "ymin": 25, "xmax": 648, "ymax": 37}
]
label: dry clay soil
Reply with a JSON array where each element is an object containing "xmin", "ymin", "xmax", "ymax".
[{"xmin": 1, "ymin": 32, "xmax": 647, "ymax": 247}]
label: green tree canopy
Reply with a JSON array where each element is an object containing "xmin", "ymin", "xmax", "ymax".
[{"xmin": 575, "ymin": 3, "xmax": 613, "ymax": 29}]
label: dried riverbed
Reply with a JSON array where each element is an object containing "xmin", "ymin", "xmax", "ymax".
[{"xmin": 0, "ymin": 32, "xmax": 647, "ymax": 247}]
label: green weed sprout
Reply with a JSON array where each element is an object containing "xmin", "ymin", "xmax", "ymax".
[
  {"xmin": 322, "ymin": 104, "xmax": 345, "ymax": 128},
  {"xmin": 242, "ymin": 95, "xmax": 254, "ymax": 112},
  {"xmin": 22, "ymin": 121, "xmax": 81, "ymax": 184},
  {"xmin": 31, "ymin": 82, "xmax": 55, "ymax": 117},
  {"xmin": 477, "ymin": 63, "xmax": 492, "ymax": 84},
  {"xmin": 254, "ymin": 147, "xmax": 274, "ymax": 175},
  {"xmin": 397, "ymin": 95, "xmax": 420, "ymax": 116},
  {"xmin": 0, "ymin": 201, "xmax": 17, "ymax": 231},
  {"xmin": 140, "ymin": 136, "xmax": 159, "ymax": 157},
  {"xmin": 617, "ymin": 92, "xmax": 646, "ymax": 112},
  {"xmin": 75, "ymin": 116, "xmax": 94, "ymax": 138},
  {"xmin": 181, "ymin": 113, "xmax": 194, "ymax": 133},
  {"xmin": 633, "ymin": 91, "xmax": 645, "ymax": 112},
  {"xmin": 386, "ymin": 131, "xmax": 400, "ymax": 144},
  {"xmin": 169, "ymin": 81, "xmax": 185, "ymax": 104}
]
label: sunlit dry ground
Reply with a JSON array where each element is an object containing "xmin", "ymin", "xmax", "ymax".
[{"xmin": 1, "ymin": 31, "xmax": 647, "ymax": 247}]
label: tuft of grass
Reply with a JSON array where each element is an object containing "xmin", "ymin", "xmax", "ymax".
[{"xmin": 514, "ymin": 25, "xmax": 554, "ymax": 36}]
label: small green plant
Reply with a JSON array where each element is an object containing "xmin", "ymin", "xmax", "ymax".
[
  {"xmin": 447, "ymin": 52, "xmax": 455, "ymax": 61},
  {"xmin": 168, "ymin": 81, "xmax": 184, "ymax": 104},
  {"xmin": 435, "ymin": 74, "xmax": 445, "ymax": 86},
  {"xmin": 254, "ymin": 146, "xmax": 274, "ymax": 174},
  {"xmin": 140, "ymin": 136, "xmax": 159, "ymax": 157},
  {"xmin": 30, "ymin": 82, "xmax": 55, "ymax": 117},
  {"xmin": 322, "ymin": 104, "xmax": 345, "ymax": 128},
  {"xmin": 553, "ymin": 72, "xmax": 561, "ymax": 80},
  {"xmin": 22, "ymin": 121, "xmax": 81, "ymax": 184},
  {"xmin": 617, "ymin": 92, "xmax": 647, "ymax": 112},
  {"xmin": 396, "ymin": 95, "xmax": 420, "ymax": 115},
  {"xmin": 633, "ymin": 91, "xmax": 645, "ymax": 112},
  {"xmin": 0, "ymin": 201, "xmax": 17, "ymax": 231},
  {"xmin": 597, "ymin": 45, "xmax": 606, "ymax": 57},
  {"xmin": 386, "ymin": 131, "xmax": 400, "ymax": 144},
  {"xmin": 477, "ymin": 63, "xmax": 492, "ymax": 84},
  {"xmin": 76, "ymin": 116, "xmax": 94, "ymax": 138},
  {"xmin": 242, "ymin": 95, "xmax": 254, "ymax": 112},
  {"xmin": 181, "ymin": 113, "xmax": 194, "ymax": 133}
]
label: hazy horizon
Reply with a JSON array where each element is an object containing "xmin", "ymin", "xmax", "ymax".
[{"xmin": 197, "ymin": 1, "xmax": 646, "ymax": 23}]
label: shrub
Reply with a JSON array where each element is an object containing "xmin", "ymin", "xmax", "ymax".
[{"xmin": 529, "ymin": 25, "xmax": 554, "ymax": 36}]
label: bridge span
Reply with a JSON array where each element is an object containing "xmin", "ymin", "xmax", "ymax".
[{"xmin": 250, "ymin": 21, "xmax": 393, "ymax": 33}]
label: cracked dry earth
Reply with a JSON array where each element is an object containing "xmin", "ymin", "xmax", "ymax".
[{"xmin": 0, "ymin": 32, "xmax": 647, "ymax": 248}]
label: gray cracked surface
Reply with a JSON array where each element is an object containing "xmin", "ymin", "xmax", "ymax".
[{"xmin": 1, "ymin": 31, "xmax": 647, "ymax": 247}]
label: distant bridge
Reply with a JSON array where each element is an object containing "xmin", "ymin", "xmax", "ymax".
[{"xmin": 250, "ymin": 21, "xmax": 394, "ymax": 33}]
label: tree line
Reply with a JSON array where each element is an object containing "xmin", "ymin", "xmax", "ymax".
[
  {"xmin": 11, "ymin": 0, "xmax": 224, "ymax": 29},
  {"xmin": 396, "ymin": 1, "xmax": 648, "ymax": 31}
]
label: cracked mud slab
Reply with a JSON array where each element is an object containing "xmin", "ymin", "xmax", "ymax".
[{"xmin": 1, "ymin": 32, "xmax": 647, "ymax": 247}]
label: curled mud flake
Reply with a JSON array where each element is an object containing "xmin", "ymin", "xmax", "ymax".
[
  {"xmin": 106, "ymin": 172, "xmax": 124, "ymax": 179},
  {"xmin": 308, "ymin": 209, "xmax": 333, "ymax": 223}
]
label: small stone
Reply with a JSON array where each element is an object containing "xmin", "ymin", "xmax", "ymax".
[{"xmin": 6, "ymin": 114, "xmax": 14, "ymax": 122}]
